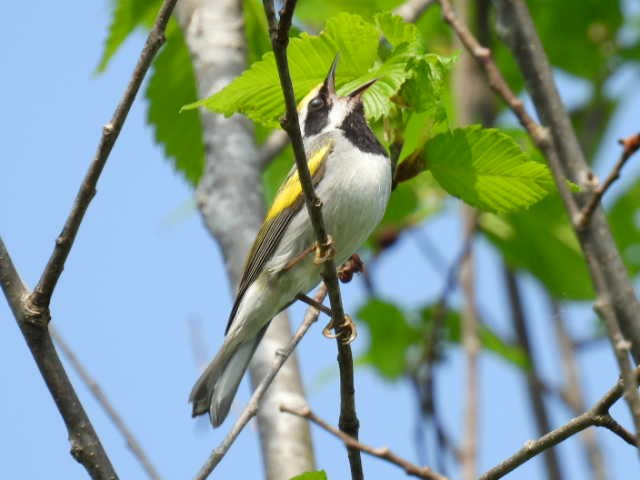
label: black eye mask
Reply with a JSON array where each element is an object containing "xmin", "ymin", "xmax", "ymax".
[{"xmin": 304, "ymin": 93, "xmax": 331, "ymax": 136}]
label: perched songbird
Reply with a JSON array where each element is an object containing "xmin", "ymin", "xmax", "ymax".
[{"xmin": 190, "ymin": 57, "xmax": 393, "ymax": 427}]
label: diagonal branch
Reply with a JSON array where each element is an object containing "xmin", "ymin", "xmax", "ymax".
[
  {"xmin": 577, "ymin": 132, "xmax": 640, "ymax": 228},
  {"xmin": 435, "ymin": 0, "xmax": 640, "ymax": 452},
  {"xmin": 262, "ymin": 1, "xmax": 363, "ymax": 478},
  {"xmin": 0, "ymin": 1, "xmax": 178, "ymax": 478},
  {"xmin": 479, "ymin": 368, "xmax": 640, "ymax": 480},
  {"xmin": 30, "ymin": 0, "xmax": 178, "ymax": 312},
  {"xmin": 194, "ymin": 287, "xmax": 327, "ymax": 480},
  {"xmin": 51, "ymin": 326, "xmax": 163, "ymax": 480},
  {"xmin": 0, "ymin": 236, "xmax": 117, "ymax": 479},
  {"xmin": 281, "ymin": 404, "xmax": 448, "ymax": 480}
]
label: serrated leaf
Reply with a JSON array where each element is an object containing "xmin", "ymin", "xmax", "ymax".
[
  {"xmin": 145, "ymin": 21, "xmax": 204, "ymax": 185},
  {"xmin": 481, "ymin": 194, "xmax": 594, "ymax": 300},
  {"xmin": 425, "ymin": 126, "xmax": 555, "ymax": 213},
  {"xmin": 357, "ymin": 299, "xmax": 419, "ymax": 380},
  {"xmin": 243, "ymin": 0, "xmax": 272, "ymax": 65},
  {"xmin": 289, "ymin": 471, "xmax": 328, "ymax": 480},
  {"xmin": 183, "ymin": 13, "xmax": 419, "ymax": 126},
  {"xmin": 374, "ymin": 12, "xmax": 420, "ymax": 48},
  {"xmin": 97, "ymin": 0, "xmax": 160, "ymax": 72}
]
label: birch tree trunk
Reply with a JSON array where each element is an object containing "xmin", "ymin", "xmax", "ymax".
[{"xmin": 176, "ymin": 1, "xmax": 315, "ymax": 478}]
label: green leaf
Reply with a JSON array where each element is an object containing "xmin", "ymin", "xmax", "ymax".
[
  {"xmin": 243, "ymin": 0, "xmax": 273, "ymax": 65},
  {"xmin": 145, "ymin": 21, "xmax": 204, "ymax": 185},
  {"xmin": 609, "ymin": 180, "xmax": 640, "ymax": 277},
  {"xmin": 425, "ymin": 126, "xmax": 555, "ymax": 213},
  {"xmin": 481, "ymin": 194, "xmax": 594, "ymax": 300},
  {"xmin": 421, "ymin": 306, "xmax": 529, "ymax": 370},
  {"xmin": 374, "ymin": 12, "xmax": 420, "ymax": 48},
  {"xmin": 357, "ymin": 299, "xmax": 420, "ymax": 380},
  {"xmin": 183, "ymin": 13, "xmax": 419, "ymax": 126},
  {"xmin": 97, "ymin": 0, "xmax": 160, "ymax": 72},
  {"xmin": 289, "ymin": 471, "xmax": 328, "ymax": 480}
]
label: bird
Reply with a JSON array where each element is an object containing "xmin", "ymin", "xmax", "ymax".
[{"xmin": 189, "ymin": 56, "xmax": 393, "ymax": 427}]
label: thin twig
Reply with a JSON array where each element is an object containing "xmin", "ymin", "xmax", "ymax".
[
  {"xmin": 577, "ymin": 132, "xmax": 640, "ymax": 228},
  {"xmin": 0, "ymin": 2, "xmax": 178, "ymax": 478},
  {"xmin": 489, "ymin": 0, "xmax": 640, "ymax": 360},
  {"xmin": 478, "ymin": 368, "xmax": 640, "ymax": 480},
  {"xmin": 262, "ymin": 1, "xmax": 363, "ymax": 477},
  {"xmin": 503, "ymin": 266, "xmax": 564, "ymax": 480},
  {"xmin": 281, "ymin": 404, "xmax": 448, "ymax": 480},
  {"xmin": 296, "ymin": 292, "xmax": 333, "ymax": 317},
  {"xmin": 0, "ymin": 237, "xmax": 117, "ymax": 479},
  {"xmin": 194, "ymin": 287, "xmax": 327, "ymax": 480},
  {"xmin": 436, "ymin": 0, "xmax": 640, "ymax": 454},
  {"xmin": 459, "ymin": 206, "xmax": 479, "ymax": 480},
  {"xmin": 550, "ymin": 301, "xmax": 607, "ymax": 480},
  {"xmin": 29, "ymin": 0, "xmax": 178, "ymax": 311},
  {"xmin": 51, "ymin": 327, "xmax": 163, "ymax": 480}
]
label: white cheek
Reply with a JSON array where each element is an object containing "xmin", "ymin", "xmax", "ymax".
[{"xmin": 327, "ymin": 101, "xmax": 349, "ymax": 129}]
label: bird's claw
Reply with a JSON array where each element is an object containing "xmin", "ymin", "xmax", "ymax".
[
  {"xmin": 322, "ymin": 314, "xmax": 357, "ymax": 344},
  {"xmin": 314, "ymin": 235, "xmax": 336, "ymax": 265}
]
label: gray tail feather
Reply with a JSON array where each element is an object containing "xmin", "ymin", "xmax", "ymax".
[{"xmin": 189, "ymin": 327, "xmax": 267, "ymax": 427}]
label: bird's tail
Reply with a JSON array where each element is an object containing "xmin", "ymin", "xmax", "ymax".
[{"xmin": 189, "ymin": 327, "xmax": 267, "ymax": 427}]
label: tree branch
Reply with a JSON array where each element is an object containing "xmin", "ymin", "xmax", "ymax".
[
  {"xmin": 459, "ymin": 206, "xmax": 479, "ymax": 480},
  {"xmin": 550, "ymin": 301, "xmax": 607, "ymax": 480},
  {"xmin": 577, "ymin": 132, "xmax": 640, "ymax": 228},
  {"xmin": 503, "ymin": 267, "xmax": 564, "ymax": 480},
  {"xmin": 394, "ymin": 0, "xmax": 436, "ymax": 22},
  {"xmin": 435, "ymin": 0, "xmax": 640, "ymax": 450},
  {"xmin": 478, "ymin": 368, "xmax": 640, "ymax": 480},
  {"xmin": 0, "ymin": 2, "xmax": 178, "ymax": 478},
  {"xmin": 0, "ymin": 237, "xmax": 117, "ymax": 480},
  {"xmin": 489, "ymin": 0, "xmax": 640, "ymax": 361},
  {"xmin": 280, "ymin": 404, "xmax": 448, "ymax": 480},
  {"xmin": 50, "ymin": 327, "xmax": 162, "ymax": 480},
  {"xmin": 30, "ymin": 0, "xmax": 177, "ymax": 313},
  {"xmin": 262, "ymin": 1, "xmax": 363, "ymax": 477},
  {"xmin": 194, "ymin": 288, "xmax": 327, "ymax": 480}
]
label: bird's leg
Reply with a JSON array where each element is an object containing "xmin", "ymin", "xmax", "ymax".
[
  {"xmin": 281, "ymin": 244, "xmax": 316, "ymax": 272},
  {"xmin": 281, "ymin": 235, "xmax": 336, "ymax": 272},
  {"xmin": 314, "ymin": 235, "xmax": 335, "ymax": 265},
  {"xmin": 323, "ymin": 314, "xmax": 357, "ymax": 345},
  {"xmin": 296, "ymin": 292, "xmax": 357, "ymax": 345}
]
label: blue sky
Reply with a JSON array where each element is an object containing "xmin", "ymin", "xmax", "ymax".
[{"xmin": 1, "ymin": 1, "xmax": 639, "ymax": 479}]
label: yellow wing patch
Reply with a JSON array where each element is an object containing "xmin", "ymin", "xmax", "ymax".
[{"xmin": 266, "ymin": 142, "xmax": 333, "ymax": 220}]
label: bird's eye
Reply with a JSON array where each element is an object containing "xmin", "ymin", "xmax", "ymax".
[{"xmin": 309, "ymin": 96, "xmax": 324, "ymax": 110}]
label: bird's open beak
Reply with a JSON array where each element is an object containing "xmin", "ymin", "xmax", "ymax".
[
  {"xmin": 323, "ymin": 54, "xmax": 339, "ymax": 96},
  {"xmin": 347, "ymin": 78, "xmax": 378, "ymax": 101}
]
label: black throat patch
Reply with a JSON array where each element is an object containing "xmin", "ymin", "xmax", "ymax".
[{"xmin": 339, "ymin": 103, "xmax": 386, "ymax": 156}]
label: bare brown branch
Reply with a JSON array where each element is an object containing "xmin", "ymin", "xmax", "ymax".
[
  {"xmin": 281, "ymin": 404, "xmax": 448, "ymax": 480},
  {"xmin": 0, "ymin": 237, "xmax": 117, "ymax": 479},
  {"xmin": 194, "ymin": 288, "xmax": 327, "ymax": 480},
  {"xmin": 30, "ymin": 0, "xmax": 178, "ymax": 313},
  {"xmin": 436, "ymin": 0, "xmax": 640, "ymax": 450},
  {"xmin": 51, "ymin": 327, "xmax": 162, "ymax": 480},
  {"xmin": 262, "ymin": 0, "xmax": 363, "ymax": 477},
  {"xmin": 0, "ymin": 2, "xmax": 178, "ymax": 478},
  {"xmin": 479, "ymin": 368, "xmax": 640, "ymax": 480},
  {"xmin": 577, "ymin": 132, "xmax": 640, "ymax": 228}
]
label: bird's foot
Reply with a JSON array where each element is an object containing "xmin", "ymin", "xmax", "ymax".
[
  {"xmin": 338, "ymin": 254, "xmax": 365, "ymax": 283},
  {"xmin": 322, "ymin": 314, "xmax": 357, "ymax": 344},
  {"xmin": 314, "ymin": 235, "xmax": 335, "ymax": 265}
]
